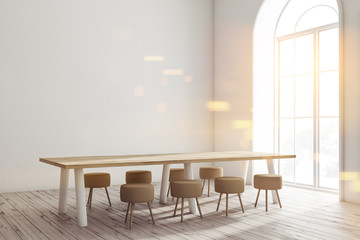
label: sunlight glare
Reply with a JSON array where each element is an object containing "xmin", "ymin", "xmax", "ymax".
[
  {"xmin": 133, "ymin": 85, "xmax": 145, "ymax": 97},
  {"xmin": 144, "ymin": 56, "xmax": 165, "ymax": 61},
  {"xmin": 206, "ymin": 101, "xmax": 231, "ymax": 112},
  {"xmin": 162, "ymin": 69, "xmax": 183, "ymax": 75}
]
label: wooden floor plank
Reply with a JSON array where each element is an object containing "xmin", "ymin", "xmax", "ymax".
[
  {"xmin": 2, "ymin": 193, "xmax": 76, "ymax": 240},
  {"xmin": 0, "ymin": 195, "xmax": 48, "ymax": 240},
  {"xmin": 19, "ymin": 191, "xmax": 104, "ymax": 240},
  {"xmin": 0, "ymin": 213, "xmax": 22, "ymax": 240}
]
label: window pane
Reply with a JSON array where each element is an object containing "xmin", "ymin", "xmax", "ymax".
[
  {"xmin": 319, "ymin": 28, "xmax": 339, "ymax": 71},
  {"xmin": 295, "ymin": 34, "xmax": 313, "ymax": 75},
  {"xmin": 319, "ymin": 117, "xmax": 339, "ymax": 189},
  {"xmin": 279, "ymin": 39, "xmax": 294, "ymax": 77},
  {"xmin": 319, "ymin": 71, "xmax": 339, "ymax": 117},
  {"xmin": 296, "ymin": 7, "xmax": 338, "ymax": 33},
  {"xmin": 280, "ymin": 77, "xmax": 294, "ymax": 118},
  {"xmin": 295, "ymin": 75, "xmax": 313, "ymax": 117},
  {"xmin": 295, "ymin": 118, "xmax": 313, "ymax": 185},
  {"xmin": 279, "ymin": 119, "xmax": 295, "ymax": 182}
]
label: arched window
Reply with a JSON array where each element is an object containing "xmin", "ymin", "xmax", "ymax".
[{"xmin": 253, "ymin": 0, "xmax": 340, "ymax": 190}]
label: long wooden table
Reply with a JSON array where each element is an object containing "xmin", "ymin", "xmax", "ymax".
[{"xmin": 40, "ymin": 151, "xmax": 295, "ymax": 227}]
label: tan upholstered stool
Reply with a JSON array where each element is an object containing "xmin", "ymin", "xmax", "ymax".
[
  {"xmin": 171, "ymin": 180, "xmax": 203, "ymax": 222},
  {"xmin": 126, "ymin": 170, "xmax": 152, "ymax": 184},
  {"xmin": 215, "ymin": 177, "xmax": 245, "ymax": 216},
  {"xmin": 167, "ymin": 168, "xmax": 186, "ymax": 199},
  {"xmin": 199, "ymin": 167, "xmax": 223, "ymax": 197},
  {"xmin": 120, "ymin": 183, "xmax": 155, "ymax": 229},
  {"xmin": 84, "ymin": 173, "xmax": 111, "ymax": 209},
  {"xmin": 254, "ymin": 174, "xmax": 282, "ymax": 211}
]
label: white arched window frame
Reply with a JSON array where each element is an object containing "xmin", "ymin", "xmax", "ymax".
[
  {"xmin": 276, "ymin": 7, "xmax": 339, "ymax": 188},
  {"xmin": 253, "ymin": 0, "xmax": 343, "ymax": 194}
]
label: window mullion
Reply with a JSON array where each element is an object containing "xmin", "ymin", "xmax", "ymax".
[{"xmin": 314, "ymin": 30, "xmax": 320, "ymax": 188}]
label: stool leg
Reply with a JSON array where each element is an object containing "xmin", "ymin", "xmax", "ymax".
[
  {"xmin": 216, "ymin": 193, "xmax": 223, "ymax": 212},
  {"xmin": 238, "ymin": 193, "xmax": 244, "ymax": 213},
  {"xmin": 276, "ymin": 190, "xmax": 282, "ymax": 208},
  {"xmin": 86, "ymin": 188, "xmax": 92, "ymax": 207},
  {"xmin": 88, "ymin": 188, "xmax": 93, "ymax": 209},
  {"xmin": 265, "ymin": 190, "xmax": 268, "ymax": 212},
  {"xmin": 255, "ymin": 189, "xmax": 260, "ymax": 208},
  {"xmin": 167, "ymin": 183, "xmax": 171, "ymax": 197},
  {"xmin": 125, "ymin": 202, "xmax": 130, "ymax": 223},
  {"xmin": 105, "ymin": 187, "xmax": 111, "ymax": 206},
  {"xmin": 129, "ymin": 203, "xmax": 134, "ymax": 229},
  {"xmin": 173, "ymin": 198, "xmax": 179, "ymax": 217},
  {"xmin": 208, "ymin": 179, "xmax": 210, "ymax": 197},
  {"xmin": 226, "ymin": 193, "xmax": 228, "ymax": 216},
  {"xmin": 195, "ymin": 197, "xmax": 202, "ymax": 218},
  {"xmin": 201, "ymin": 179, "xmax": 206, "ymax": 194},
  {"xmin": 181, "ymin": 198, "xmax": 184, "ymax": 222},
  {"xmin": 147, "ymin": 202, "xmax": 155, "ymax": 224}
]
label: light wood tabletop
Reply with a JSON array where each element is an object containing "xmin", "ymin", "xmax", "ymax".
[{"xmin": 40, "ymin": 151, "xmax": 295, "ymax": 169}]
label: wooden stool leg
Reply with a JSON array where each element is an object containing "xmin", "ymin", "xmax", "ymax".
[
  {"xmin": 147, "ymin": 202, "xmax": 155, "ymax": 224},
  {"xmin": 208, "ymin": 179, "xmax": 210, "ymax": 197},
  {"xmin": 238, "ymin": 193, "xmax": 244, "ymax": 213},
  {"xmin": 195, "ymin": 197, "xmax": 202, "ymax": 218},
  {"xmin": 226, "ymin": 193, "xmax": 228, "ymax": 216},
  {"xmin": 105, "ymin": 187, "xmax": 111, "ymax": 206},
  {"xmin": 87, "ymin": 188, "xmax": 92, "ymax": 206},
  {"xmin": 201, "ymin": 179, "xmax": 206, "ymax": 193},
  {"xmin": 255, "ymin": 189, "xmax": 260, "ymax": 208},
  {"xmin": 167, "ymin": 183, "xmax": 171, "ymax": 197},
  {"xmin": 265, "ymin": 190, "xmax": 268, "ymax": 212},
  {"xmin": 125, "ymin": 202, "xmax": 130, "ymax": 223},
  {"xmin": 129, "ymin": 203, "xmax": 134, "ymax": 229},
  {"xmin": 276, "ymin": 190, "xmax": 282, "ymax": 208},
  {"xmin": 180, "ymin": 198, "xmax": 184, "ymax": 222},
  {"xmin": 173, "ymin": 197, "xmax": 179, "ymax": 217},
  {"xmin": 216, "ymin": 193, "xmax": 223, "ymax": 212},
  {"xmin": 88, "ymin": 188, "xmax": 93, "ymax": 209}
]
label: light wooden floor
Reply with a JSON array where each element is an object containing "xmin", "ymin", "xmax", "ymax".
[{"xmin": 1, "ymin": 183, "xmax": 360, "ymax": 240}]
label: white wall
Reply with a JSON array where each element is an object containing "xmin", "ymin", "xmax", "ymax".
[
  {"xmin": 342, "ymin": 0, "xmax": 360, "ymax": 204},
  {"xmin": 213, "ymin": 0, "xmax": 262, "ymax": 178},
  {"xmin": 0, "ymin": 0, "xmax": 213, "ymax": 193}
]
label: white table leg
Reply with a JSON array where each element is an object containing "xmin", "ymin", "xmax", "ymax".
[
  {"xmin": 266, "ymin": 159, "xmax": 279, "ymax": 204},
  {"xmin": 160, "ymin": 164, "xmax": 170, "ymax": 204},
  {"xmin": 239, "ymin": 160, "xmax": 249, "ymax": 182},
  {"xmin": 74, "ymin": 168, "xmax": 87, "ymax": 227},
  {"xmin": 58, "ymin": 168, "xmax": 69, "ymax": 214},
  {"xmin": 184, "ymin": 163, "xmax": 197, "ymax": 214}
]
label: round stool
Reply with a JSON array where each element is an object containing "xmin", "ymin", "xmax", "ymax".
[
  {"xmin": 199, "ymin": 167, "xmax": 223, "ymax": 197},
  {"xmin": 120, "ymin": 183, "xmax": 155, "ymax": 229},
  {"xmin": 126, "ymin": 170, "xmax": 152, "ymax": 184},
  {"xmin": 254, "ymin": 174, "xmax": 282, "ymax": 211},
  {"xmin": 167, "ymin": 168, "xmax": 186, "ymax": 199},
  {"xmin": 215, "ymin": 177, "xmax": 245, "ymax": 216},
  {"xmin": 84, "ymin": 172, "xmax": 111, "ymax": 209},
  {"xmin": 171, "ymin": 180, "xmax": 203, "ymax": 222}
]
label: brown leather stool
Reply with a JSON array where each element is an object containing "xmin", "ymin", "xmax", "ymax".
[
  {"xmin": 84, "ymin": 172, "xmax": 111, "ymax": 209},
  {"xmin": 120, "ymin": 183, "xmax": 155, "ymax": 229},
  {"xmin": 171, "ymin": 180, "xmax": 203, "ymax": 222},
  {"xmin": 199, "ymin": 167, "xmax": 223, "ymax": 196},
  {"xmin": 254, "ymin": 174, "xmax": 282, "ymax": 211},
  {"xmin": 215, "ymin": 177, "xmax": 245, "ymax": 216},
  {"xmin": 126, "ymin": 170, "xmax": 152, "ymax": 184},
  {"xmin": 167, "ymin": 168, "xmax": 186, "ymax": 199}
]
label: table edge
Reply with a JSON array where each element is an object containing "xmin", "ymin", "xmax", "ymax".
[{"xmin": 40, "ymin": 154, "xmax": 296, "ymax": 169}]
